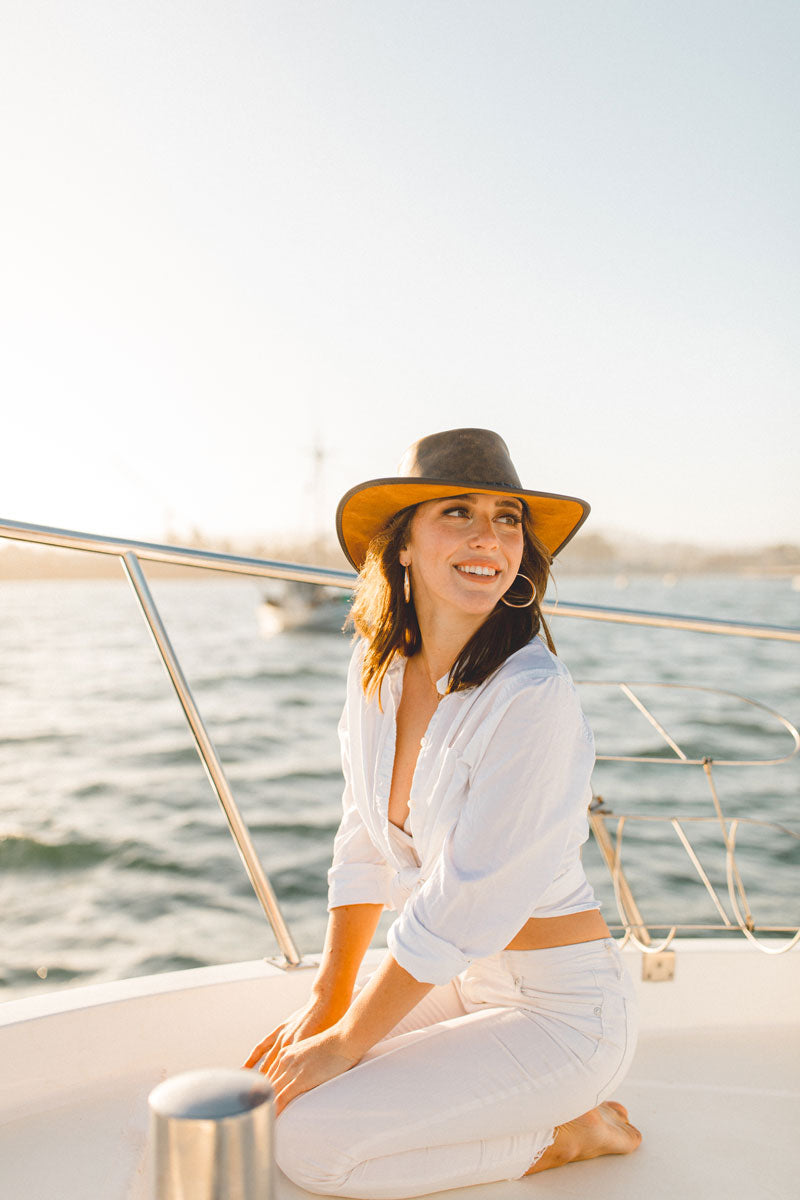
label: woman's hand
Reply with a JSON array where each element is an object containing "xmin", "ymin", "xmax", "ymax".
[
  {"xmin": 258, "ymin": 1025, "xmax": 360, "ymax": 1114},
  {"xmin": 242, "ymin": 993, "xmax": 348, "ymax": 1075}
]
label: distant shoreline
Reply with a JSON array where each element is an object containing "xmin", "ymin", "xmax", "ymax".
[{"xmin": 2, "ymin": 533, "xmax": 798, "ymax": 581}]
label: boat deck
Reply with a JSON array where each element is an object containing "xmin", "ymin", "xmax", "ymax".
[{"xmin": 1, "ymin": 942, "xmax": 798, "ymax": 1200}]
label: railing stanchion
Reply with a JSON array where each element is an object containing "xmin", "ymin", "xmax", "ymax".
[
  {"xmin": 120, "ymin": 551, "xmax": 302, "ymax": 967},
  {"xmin": 589, "ymin": 803, "xmax": 651, "ymax": 946}
]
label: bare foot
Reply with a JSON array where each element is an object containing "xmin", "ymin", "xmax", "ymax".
[{"xmin": 524, "ymin": 1102, "xmax": 642, "ymax": 1176}]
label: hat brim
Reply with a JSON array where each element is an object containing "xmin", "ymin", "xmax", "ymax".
[{"xmin": 336, "ymin": 478, "xmax": 590, "ymax": 570}]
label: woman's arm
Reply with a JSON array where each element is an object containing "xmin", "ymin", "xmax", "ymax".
[
  {"xmin": 259, "ymin": 948, "xmax": 433, "ymax": 1113},
  {"xmin": 311, "ymin": 902, "xmax": 385, "ymax": 1015},
  {"xmin": 243, "ymin": 902, "xmax": 383, "ymax": 1071},
  {"xmin": 336, "ymin": 950, "xmax": 433, "ymax": 1055}
]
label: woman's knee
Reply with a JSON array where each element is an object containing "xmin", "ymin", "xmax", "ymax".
[{"xmin": 275, "ymin": 1096, "xmax": 358, "ymax": 1194}]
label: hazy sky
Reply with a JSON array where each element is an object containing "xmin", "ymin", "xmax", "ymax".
[{"xmin": 2, "ymin": 1, "xmax": 798, "ymax": 551}]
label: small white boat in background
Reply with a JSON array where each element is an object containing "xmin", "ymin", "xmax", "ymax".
[
  {"xmin": 259, "ymin": 580, "xmax": 351, "ymax": 635},
  {"xmin": 1, "ymin": 518, "xmax": 798, "ymax": 1200}
]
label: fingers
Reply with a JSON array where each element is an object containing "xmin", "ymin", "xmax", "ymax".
[
  {"xmin": 260, "ymin": 1039, "xmax": 284, "ymax": 1074},
  {"xmin": 242, "ymin": 1041, "xmax": 270, "ymax": 1069},
  {"xmin": 273, "ymin": 1079, "xmax": 296, "ymax": 1117},
  {"xmin": 267, "ymin": 1060, "xmax": 304, "ymax": 1116},
  {"xmin": 242, "ymin": 1002, "xmax": 321, "ymax": 1070},
  {"xmin": 242, "ymin": 1025, "xmax": 283, "ymax": 1069},
  {"xmin": 246, "ymin": 1045, "xmax": 269, "ymax": 1070},
  {"xmin": 259, "ymin": 1042, "xmax": 298, "ymax": 1099}
]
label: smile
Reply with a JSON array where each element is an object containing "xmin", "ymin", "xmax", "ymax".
[{"xmin": 454, "ymin": 564, "xmax": 500, "ymax": 578}]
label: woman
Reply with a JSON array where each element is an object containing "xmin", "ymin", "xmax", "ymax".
[{"xmin": 245, "ymin": 428, "xmax": 641, "ymax": 1197}]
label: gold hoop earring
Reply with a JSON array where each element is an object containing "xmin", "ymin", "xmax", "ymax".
[
  {"xmin": 403, "ymin": 566, "xmax": 411, "ymax": 603},
  {"xmin": 500, "ymin": 573, "xmax": 536, "ymax": 608}
]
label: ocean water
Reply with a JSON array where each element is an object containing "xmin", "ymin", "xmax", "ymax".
[{"xmin": 1, "ymin": 573, "xmax": 798, "ymax": 1003}]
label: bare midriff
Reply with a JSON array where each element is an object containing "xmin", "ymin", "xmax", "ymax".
[{"xmin": 503, "ymin": 908, "xmax": 611, "ymax": 951}]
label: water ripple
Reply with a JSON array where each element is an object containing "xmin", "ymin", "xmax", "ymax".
[{"xmin": 0, "ymin": 833, "xmax": 112, "ymax": 871}]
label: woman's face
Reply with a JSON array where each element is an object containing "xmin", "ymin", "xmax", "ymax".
[{"xmin": 399, "ymin": 492, "xmax": 525, "ymax": 622}]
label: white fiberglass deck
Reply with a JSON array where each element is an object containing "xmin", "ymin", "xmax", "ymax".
[{"xmin": 1, "ymin": 941, "xmax": 798, "ymax": 1200}]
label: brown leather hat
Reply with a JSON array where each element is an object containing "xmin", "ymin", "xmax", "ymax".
[{"xmin": 336, "ymin": 428, "xmax": 590, "ymax": 570}]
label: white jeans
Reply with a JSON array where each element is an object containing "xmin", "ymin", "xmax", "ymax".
[{"xmin": 276, "ymin": 937, "xmax": 639, "ymax": 1198}]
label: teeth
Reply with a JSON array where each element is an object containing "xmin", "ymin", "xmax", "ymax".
[{"xmin": 456, "ymin": 565, "xmax": 497, "ymax": 577}]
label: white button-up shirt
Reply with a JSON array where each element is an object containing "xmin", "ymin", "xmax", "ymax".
[{"xmin": 327, "ymin": 635, "xmax": 598, "ymax": 985}]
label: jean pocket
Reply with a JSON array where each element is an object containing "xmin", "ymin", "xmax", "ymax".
[{"xmin": 516, "ymin": 972, "xmax": 606, "ymax": 1044}]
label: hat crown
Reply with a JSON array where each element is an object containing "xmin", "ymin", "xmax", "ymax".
[{"xmin": 397, "ymin": 428, "xmax": 523, "ymax": 490}]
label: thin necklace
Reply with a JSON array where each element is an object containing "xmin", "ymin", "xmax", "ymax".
[{"xmin": 419, "ymin": 648, "xmax": 446, "ymax": 701}]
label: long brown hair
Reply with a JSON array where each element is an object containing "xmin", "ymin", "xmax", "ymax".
[{"xmin": 347, "ymin": 502, "xmax": 556, "ymax": 701}]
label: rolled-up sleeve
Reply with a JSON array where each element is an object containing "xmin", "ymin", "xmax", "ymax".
[
  {"xmin": 387, "ymin": 673, "xmax": 595, "ymax": 984},
  {"xmin": 327, "ymin": 706, "xmax": 395, "ymax": 910}
]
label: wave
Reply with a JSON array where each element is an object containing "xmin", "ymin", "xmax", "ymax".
[
  {"xmin": 248, "ymin": 819, "xmax": 340, "ymax": 837},
  {"xmin": 0, "ymin": 963, "xmax": 90, "ymax": 990},
  {"xmin": 128, "ymin": 953, "xmax": 209, "ymax": 976},
  {"xmin": 0, "ymin": 731, "xmax": 77, "ymax": 747},
  {"xmin": 112, "ymin": 842, "xmax": 201, "ymax": 876},
  {"xmin": 0, "ymin": 833, "xmax": 112, "ymax": 871}
]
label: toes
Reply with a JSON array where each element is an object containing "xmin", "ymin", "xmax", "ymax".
[
  {"xmin": 599, "ymin": 1103, "xmax": 643, "ymax": 1154},
  {"xmin": 604, "ymin": 1100, "xmax": 629, "ymax": 1121},
  {"xmin": 617, "ymin": 1117, "xmax": 643, "ymax": 1151}
]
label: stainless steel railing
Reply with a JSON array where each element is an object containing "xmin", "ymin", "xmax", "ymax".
[
  {"xmin": 582, "ymin": 681, "xmax": 800, "ymax": 955},
  {"xmin": 544, "ymin": 598, "xmax": 800, "ymax": 643},
  {"xmin": 1, "ymin": 517, "xmax": 348, "ymax": 968},
  {"xmin": 120, "ymin": 552, "xmax": 302, "ymax": 967},
  {"xmin": 0, "ymin": 517, "xmax": 356, "ymax": 587},
  {"xmin": 3, "ymin": 515, "xmax": 799, "ymax": 965},
  {"xmin": 4, "ymin": 516, "xmax": 800, "ymax": 640}
]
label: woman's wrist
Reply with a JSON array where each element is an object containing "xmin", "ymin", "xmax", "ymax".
[
  {"xmin": 309, "ymin": 979, "xmax": 355, "ymax": 1018},
  {"xmin": 328, "ymin": 1014, "xmax": 369, "ymax": 1064}
]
